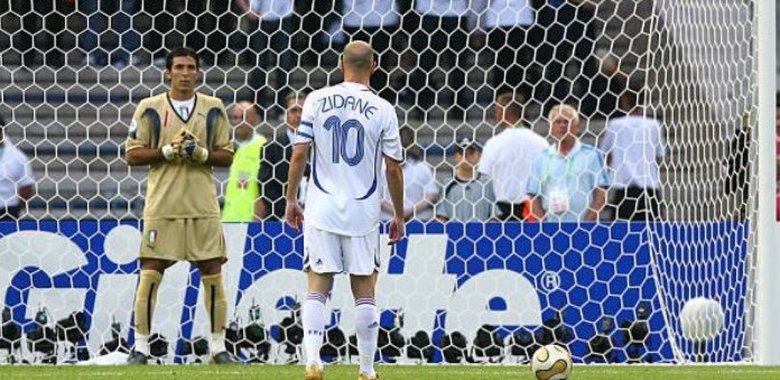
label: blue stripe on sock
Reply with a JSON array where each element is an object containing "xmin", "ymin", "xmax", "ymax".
[
  {"xmin": 306, "ymin": 292, "xmax": 327, "ymax": 304},
  {"xmin": 354, "ymin": 297, "xmax": 375, "ymax": 306}
]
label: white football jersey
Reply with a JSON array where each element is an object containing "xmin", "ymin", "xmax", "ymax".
[{"xmin": 296, "ymin": 81, "xmax": 403, "ymax": 236}]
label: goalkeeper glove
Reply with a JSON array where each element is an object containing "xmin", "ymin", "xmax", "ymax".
[
  {"xmin": 182, "ymin": 140, "xmax": 209, "ymax": 163},
  {"xmin": 167, "ymin": 128, "xmax": 191, "ymax": 160},
  {"xmin": 161, "ymin": 144, "xmax": 179, "ymax": 161},
  {"xmin": 171, "ymin": 128, "xmax": 208, "ymax": 163},
  {"xmin": 176, "ymin": 128, "xmax": 199, "ymax": 144}
]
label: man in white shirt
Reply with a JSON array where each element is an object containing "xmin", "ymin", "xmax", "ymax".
[
  {"xmin": 381, "ymin": 127, "xmax": 439, "ymax": 221},
  {"xmin": 342, "ymin": 0, "xmax": 401, "ymax": 102},
  {"xmin": 285, "ymin": 41, "xmax": 405, "ymax": 380},
  {"xmin": 0, "ymin": 117, "xmax": 34, "ymax": 220},
  {"xmin": 236, "ymin": 0, "xmax": 297, "ymax": 117},
  {"xmin": 478, "ymin": 92, "xmax": 548, "ymax": 220},
  {"xmin": 599, "ymin": 92, "xmax": 665, "ymax": 220}
]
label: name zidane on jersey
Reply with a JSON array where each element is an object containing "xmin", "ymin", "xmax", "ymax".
[{"xmin": 317, "ymin": 94, "xmax": 378, "ymax": 119}]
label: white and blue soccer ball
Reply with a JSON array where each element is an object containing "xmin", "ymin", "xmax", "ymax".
[{"xmin": 531, "ymin": 344, "xmax": 573, "ymax": 380}]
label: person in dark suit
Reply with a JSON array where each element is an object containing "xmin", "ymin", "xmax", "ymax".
[{"xmin": 258, "ymin": 91, "xmax": 309, "ymax": 220}]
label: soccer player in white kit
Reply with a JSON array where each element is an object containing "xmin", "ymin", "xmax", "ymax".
[{"xmin": 285, "ymin": 41, "xmax": 405, "ymax": 380}]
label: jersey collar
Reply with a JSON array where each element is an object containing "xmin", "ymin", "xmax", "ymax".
[
  {"xmin": 339, "ymin": 81, "xmax": 374, "ymax": 93},
  {"xmin": 166, "ymin": 92, "xmax": 198, "ymax": 124}
]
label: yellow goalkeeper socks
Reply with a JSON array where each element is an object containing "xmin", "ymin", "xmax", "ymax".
[
  {"xmin": 133, "ymin": 269, "xmax": 163, "ymax": 355},
  {"xmin": 202, "ymin": 273, "xmax": 228, "ymax": 354}
]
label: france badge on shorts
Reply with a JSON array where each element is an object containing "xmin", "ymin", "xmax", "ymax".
[{"xmin": 147, "ymin": 229, "xmax": 157, "ymax": 248}]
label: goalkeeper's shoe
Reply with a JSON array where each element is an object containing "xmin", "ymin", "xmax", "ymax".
[
  {"xmin": 358, "ymin": 373, "xmax": 380, "ymax": 380},
  {"xmin": 304, "ymin": 364, "xmax": 324, "ymax": 380},
  {"xmin": 126, "ymin": 350, "xmax": 149, "ymax": 365},
  {"xmin": 210, "ymin": 351, "xmax": 239, "ymax": 364}
]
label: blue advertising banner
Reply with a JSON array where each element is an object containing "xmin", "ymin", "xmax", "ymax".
[{"xmin": 0, "ymin": 221, "xmax": 748, "ymax": 363}]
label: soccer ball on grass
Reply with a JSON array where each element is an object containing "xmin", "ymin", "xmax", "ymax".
[{"xmin": 530, "ymin": 344, "xmax": 573, "ymax": 380}]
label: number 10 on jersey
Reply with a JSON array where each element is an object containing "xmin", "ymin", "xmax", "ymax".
[{"xmin": 323, "ymin": 115, "xmax": 365, "ymax": 166}]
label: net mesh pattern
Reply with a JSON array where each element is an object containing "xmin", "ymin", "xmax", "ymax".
[{"xmin": 0, "ymin": 0, "xmax": 759, "ymax": 365}]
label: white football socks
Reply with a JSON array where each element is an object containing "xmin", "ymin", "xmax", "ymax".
[
  {"xmin": 355, "ymin": 298, "xmax": 378, "ymax": 377},
  {"xmin": 302, "ymin": 292, "xmax": 328, "ymax": 368},
  {"xmin": 210, "ymin": 331, "xmax": 226, "ymax": 355},
  {"xmin": 134, "ymin": 333, "xmax": 150, "ymax": 356}
]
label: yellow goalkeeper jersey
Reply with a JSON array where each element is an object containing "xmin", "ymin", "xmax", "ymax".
[{"xmin": 125, "ymin": 92, "xmax": 233, "ymax": 220}]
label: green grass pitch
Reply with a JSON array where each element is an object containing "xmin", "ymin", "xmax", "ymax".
[{"xmin": 1, "ymin": 365, "xmax": 779, "ymax": 379}]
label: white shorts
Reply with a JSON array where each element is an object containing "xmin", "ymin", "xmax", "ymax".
[{"xmin": 303, "ymin": 225, "xmax": 380, "ymax": 275}]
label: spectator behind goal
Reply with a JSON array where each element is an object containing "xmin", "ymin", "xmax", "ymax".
[
  {"xmin": 381, "ymin": 126, "xmax": 439, "ymax": 221},
  {"xmin": 0, "ymin": 115, "xmax": 35, "ymax": 220},
  {"xmin": 222, "ymin": 101, "xmax": 267, "ymax": 222},
  {"xmin": 599, "ymin": 92, "xmax": 664, "ymax": 221},
  {"xmin": 258, "ymin": 91, "xmax": 310, "ymax": 220},
  {"xmin": 478, "ymin": 92, "xmax": 548, "ymax": 221},
  {"xmin": 436, "ymin": 138, "xmax": 497, "ymax": 222},
  {"xmin": 527, "ymin": 104, "xmax": 609, "ymax": 222}
]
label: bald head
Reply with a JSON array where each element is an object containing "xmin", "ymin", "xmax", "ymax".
[
  {"xmin": 342, "ymin": 41, "xmax": 375, "ymax": 73},
  {"xmin": 230, "ymin": 101, "xmax": 261, "ymax": 142},
  {"xmin": 230, "ymin": 101, "xmax": 260, "ymax": 127}
]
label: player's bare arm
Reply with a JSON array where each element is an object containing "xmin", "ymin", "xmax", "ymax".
[
  {"xmin": 285, "ymin": 143, "xmax": 309, "ymax": 230},
  {"xmin": 125, "ymin": 147, "xmax": 167, "ymax": 166},
  {"xmin": 286, "ymin": 143, "xmax": 309, "ymax": 203},
  {"xmin": 204, "ymin": 148, "xmax": 233, "ymax": 167},
  {"xmin": 125, "ymin": 142, "xmax": 233, "ymax": 167},
  {"xmin": 384, "ymin": 155, "xmax": 405, "ymax": 244}
]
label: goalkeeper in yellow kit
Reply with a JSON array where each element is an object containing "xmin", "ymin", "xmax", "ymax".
[{"xmin": 124, "ymin": 47, "xmax": 236, "ymax": 364}]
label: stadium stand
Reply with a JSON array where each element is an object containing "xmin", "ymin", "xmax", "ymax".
[{"xmin": 0, "ymin": 0, "xmax": 735, "ymax": 221}]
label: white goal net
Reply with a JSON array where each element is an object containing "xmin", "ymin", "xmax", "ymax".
[{"xmin": 0, "ymin": 0, "xmax": 769, "ymax": 365}]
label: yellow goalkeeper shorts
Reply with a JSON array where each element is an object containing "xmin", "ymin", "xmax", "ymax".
[{"xmin": 139, "ymin": 218, "xmax": 227, "ymax": 263}]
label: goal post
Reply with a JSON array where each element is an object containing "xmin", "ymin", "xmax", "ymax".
[{"xmin": 755, "ymin": 0, "xmax": 779, "ymax": 366}]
